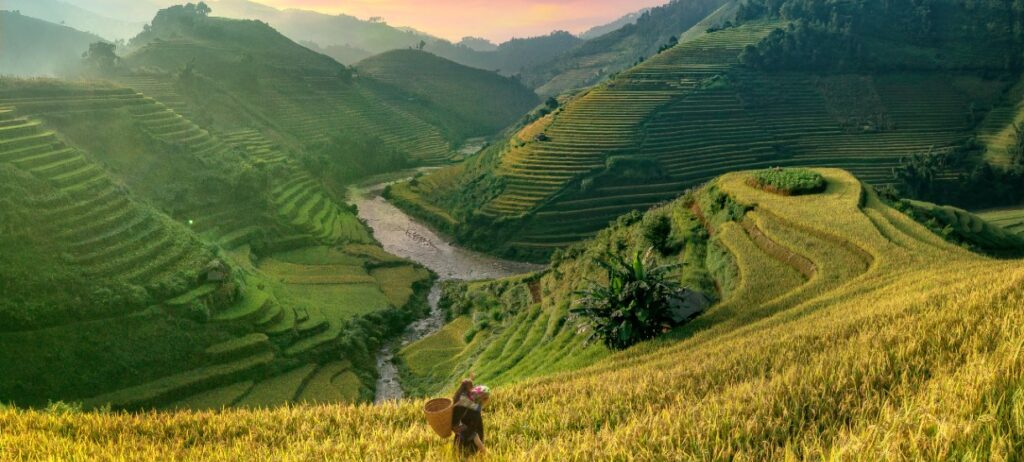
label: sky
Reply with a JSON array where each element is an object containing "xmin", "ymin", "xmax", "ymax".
[{"xmin": 254, "ymin": 0, "xmax": 669, "ymax": 42}]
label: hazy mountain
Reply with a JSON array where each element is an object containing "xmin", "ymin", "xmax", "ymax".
[
  {"xmin": 358, "ymin": 49, "xmax": 540, "ymax": 136},
  {"xmin": 0, "ymin": 0, "xmax": 145, "ymax": 40},
  {"xmin": 458, "ymin": 37, "xmax": 498, "ymax": 52},
  {"xmin": 59, "ymin": 0, "xmax": 169, "ymax": 23},
  {"xmin": 0, "ymin": 10, "xmax": 104, "ymax": 76},
  {"xmin": 204, "ymin": 0, "xmax": 583, "ymax": 73},
  {"xmin": 524, "ymin": 0, "xmax": 734, "ymax": 95},
  {"xmin": 580, "ymin": 8, "xmax": 650, "ymax": 40}
]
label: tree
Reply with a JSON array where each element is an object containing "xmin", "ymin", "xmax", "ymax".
[
  {"xmin": 417, "ymin": 40, "xmax": 427, "ymax": 51},
  {"xmin": 82, "ymin": 42, "xmax": 119, "ymax": 72},
  {"xmin": 893, "ymin": 147, "xmax": 946, "ymax": 199},
  {"xmin": 571, "ymin": 248, "xmax": 689, "ymax": 349},
  {"xmin": 196, "ymin": 2, "xmax": 212, "ymax": 16},
  {"xmin": 1008, "ymin": 123, "xmax": 1024, "ymax": 167}
]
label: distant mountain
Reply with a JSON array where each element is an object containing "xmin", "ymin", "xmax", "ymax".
[
  {"xmin": 203, "ymin": 0, "xmax": 582, "ymax": 73},
  {"xmin": 59, "ymin": 0, "xmax": 169, "ymax": 23},
  {"xmin": 0, "ymin": 0, "xmax": 144, "ymax": 39},
  {"xmin": 205, "ymin": 0, "xmax": 422, "ymax": 64},
  {"xmin": 126, "ymin": 5, "xmax": 344, "ymax": 79},
  {"xmin": 458, "ymin": 37, "xmax": 498, "ymax": 52},
  {"xmin": 357, "ymin": 49, "xmax": 540, "ymax": 137},
  {"xmin": 580, "ymin": 8, "xmax": 650, "ymax": 40},
  {"xmin": 0, "ymin": 10, "xmax": 104, "ymax": 77},
  {"xmin": 524, "ymin": 0, "xmax": 735, "ymax": 95}
]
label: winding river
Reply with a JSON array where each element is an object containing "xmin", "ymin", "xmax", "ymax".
[{"xmin": 348, "ymin": 178, "xmax": 543, "ymax": 402}]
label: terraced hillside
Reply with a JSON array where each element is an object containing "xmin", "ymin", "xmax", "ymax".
[
  {"xmin": 0, "ymin": 107, "xmax": 210, "ymax": 302},
  {"xmin": 524, "ymin": 0, "xmax": 735, "ymax": 96},
  {"xmin": 0, "ymin": 80, "xmax": 433, "ymax": 409},
  {"xmin": 975, "ymin": 77, "xmax": 1024, "ymax": 166},
  {"xmin": 394, "ymin": 21, "xmax": 1009, "ymax": 260},
  {"xmin": 7, "ymin": 169, "xmax": 1024, "ymax": 459},
  {"xmin": 116, "ymin": 7, "xmax": 463, "ymax": 165},
  {"xmin": 978, "ymin": 207, "xmax": 1024, "ymax": 237},
  {"xmin": 0, "ymin": 80, "xmax": 374, "ymax": 251},
  {"xmin": 84, "ymin": 244, "xmax": 432, "ymax": 411}
]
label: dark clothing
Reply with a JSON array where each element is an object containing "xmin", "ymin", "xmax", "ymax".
[{"xmin": 451, "ymin": 396, "xmax": 484, "ymax": 456}]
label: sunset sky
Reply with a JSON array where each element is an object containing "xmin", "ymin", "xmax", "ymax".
[{"xmin": 254, "ymin": 0, "xmax": 670, "ymax": 42}]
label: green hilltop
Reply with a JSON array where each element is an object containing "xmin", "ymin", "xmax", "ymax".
[{"xmin": 391, "ymin": 0, "xmax": 1024, "ymax": 261}]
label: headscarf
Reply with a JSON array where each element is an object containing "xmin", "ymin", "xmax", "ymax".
[{"xmin": 469, "ymin": 385, "xmax": 490, "ymax": 402}]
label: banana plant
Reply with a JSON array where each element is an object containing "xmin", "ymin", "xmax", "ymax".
[{"xmin": 571, "ymin": 247, "xmax": 688, "ymax": 350}]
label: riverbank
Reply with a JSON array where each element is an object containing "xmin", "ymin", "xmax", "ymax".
[{"xmin": 349, "ymin": 178, "xmax": 543, "ymax": 402}]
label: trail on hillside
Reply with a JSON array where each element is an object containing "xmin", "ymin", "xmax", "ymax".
[{"xmin": 349, "ymin": 177, "xmax": 543, "ymax": 402}]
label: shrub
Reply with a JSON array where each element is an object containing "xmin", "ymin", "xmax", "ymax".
[
  {"xmin": 571, "ymin": 248, "xmax": 687, "ymax": 350},
  {"xmin": 748, "ymin": 167, "xmax": 826, "ymax": 195},
  {"xmin": 640, "ymin": 213, "xmax": 675, "ymax": 255},
  {"xmin": 187, "ymin": 300, "xmax": 210, "ymax": 323}
]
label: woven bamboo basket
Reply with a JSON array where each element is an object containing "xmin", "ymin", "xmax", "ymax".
[{"xmin": 423, "ymin": 398, "xmax": 454, "ymax": 438}]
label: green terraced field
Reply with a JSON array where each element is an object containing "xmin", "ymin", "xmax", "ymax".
[
  {"xmin": 0, "ymin": 80, "xmax": 432, "ymax": 410},
  {"xmin": 397, "ymin": 21, "xmax": 1009, "ymax": 259},
  {"xmin": 978, "ymin": 207, "xmax": 1024, "ymax": 237},
  {"xmin": 0, "ymin": 107, "xmax": 212, "ymax": 290}
]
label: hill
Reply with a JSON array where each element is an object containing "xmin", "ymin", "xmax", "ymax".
[
  {"xmin": 117, "ymin": 4, "xmax": 461, "ymax": 168},
  {"xmin": 391, "ymin": 7, "xmax": 1023, "ymax": 261},
  {"xmin": 203, "ymin": 0, "xmax": 584, "ymax": 73},
  {"xmin": 580, "ymin": 9, "xmax": 650, "ymax": 40},
  {"xmin": 5, "ymin": 169, "xmax": 1024, "ymax": 459},
  {"xmin": 0, "ymin": 0, "xmax": 144, "ymax": 40},
  {"xmin": 523, "ymin": 0, "xmax": 736, "ymax": 96},
  {"xmin": 0, "ymin": 76, "xmax": 433, "ymax": 409},
  {"xmin": 0, "ymin": 10, "xmax": 105, "ymax": 77},
  {"xmin": 357, "ymin": 50, "xmax": 540, "ymax": 138}
]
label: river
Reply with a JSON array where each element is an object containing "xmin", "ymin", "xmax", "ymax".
[{"xmin": 348, "ymin": 177, "xmax": 543, "ymax": 402}]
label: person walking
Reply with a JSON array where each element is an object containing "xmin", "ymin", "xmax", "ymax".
[{"xmin": 450, "ymin": 374, "xmax": 490, "ymax": 456}]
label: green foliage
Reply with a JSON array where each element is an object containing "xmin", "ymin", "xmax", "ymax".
[
  {"xmin": 1008, "ymin": 123, "xmax": 1024, "ymax": 168},
  {"xmin": 571, "ymin": 249, "xmax": 687, "ymax": 350},
  {"xmin": 877, "ymin": 188, "xmax": 1024, "ymax": 256},
  {"xmin": 698, "ymin": 185, "xmax": 749, "ymax": 228},
  {"xmin": 739, "ymin": 23, "xmax": 863, "ymax": 71},
  {"xmin": 640, "ymin": 212, "xmax": 675, "ymax": 255},
  {"xmin": 737, "ymin": 0, "xmax": 1024, "ymax": 70},
  {"xmin": 81, "ymin": 42, "xmax": 120, "ymax": 74},
  {"xmin": 302, "ymin": 129, "xmax": 408, "ymax": 188},
  {"xmin": 749, "ymin": 167, "xmax": 826, "ymax": 195}
]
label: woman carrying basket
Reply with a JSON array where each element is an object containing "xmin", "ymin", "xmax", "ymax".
[{"xmin": 451, "ymin": 374, "xmax": 490, "ymax": 456}]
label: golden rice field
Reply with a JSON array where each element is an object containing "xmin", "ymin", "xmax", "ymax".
[{"xmin": 3, "ymin": 169, "xmax": 1023, "ymax": 460}]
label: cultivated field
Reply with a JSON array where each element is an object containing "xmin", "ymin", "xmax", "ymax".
[{"xmin": 5, "ymin": 169, "xmax": 1022, "ymax": 460}]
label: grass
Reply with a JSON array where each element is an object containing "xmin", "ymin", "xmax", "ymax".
[
  {"xmin": 370, "ymin": 266, "xmax": 433, "ymax": 308},
  {"xmin": 283, "ymin": 284, "xmax": 391, "ymax": 320},
  {"xmin": 295, "ymin": 362, "xmax": 360, "ymax": 405},
  {"xmin": 235, "ymin": 364, "xmax": 318, "ymax": 409},
  {"xmin": 166, "ymin": 381, "xmax": 254, "ymax": 411},
  {"xmin": 6, "ymin": 169, "xmax": 1023, "ymax": 459},
  {"xmin": 398, "ymin": 317, "xmax": 472, "ymax": 396}
]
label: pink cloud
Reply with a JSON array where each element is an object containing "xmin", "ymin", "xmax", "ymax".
[{"xmin": 256, "ymin": 0, "xmax": 669, "ymax": 42}]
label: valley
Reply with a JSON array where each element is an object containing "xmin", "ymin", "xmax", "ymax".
[
  {"xmin": 1, "ymin": 0, "xmax": 1024, "ymax": 459},
  {"xmin": 349, "ymin": 175, "xmax": 543, "ymax": 402}
]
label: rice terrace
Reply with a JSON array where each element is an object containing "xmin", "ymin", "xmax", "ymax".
[{"xmin": 1, "ymin": 0, "xmax": 1024, "ymax": 460}]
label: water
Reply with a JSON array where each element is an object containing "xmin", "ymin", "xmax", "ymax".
[{"xmin": 349, "ymin": 179, "xmax": 543, "ymax": 402}]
